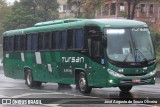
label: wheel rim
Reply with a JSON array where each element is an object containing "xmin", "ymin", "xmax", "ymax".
[
  {"xmin": 27, "ymin": 72, "xmax": 31, "ymax": 85},
  {"xmin": 79, "ymin": 77, "xmax": 86, "ymax": 91}
]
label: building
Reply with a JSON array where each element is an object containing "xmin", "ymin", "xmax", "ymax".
[
  {"xmin": 95, "ymin": 0, "xmax": 160, "ymax": 31},
  {"xmin": 57, "ymin": 0, "xmax": 160, "ymax": 30},
  {"xmin": 57, "ymin": 0, "xmax": 74, "ymax": 19}
]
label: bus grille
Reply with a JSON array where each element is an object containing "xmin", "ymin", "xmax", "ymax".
[{"xmin": 124, "ymin": 73, "xmax": 147, "ymax": 76}]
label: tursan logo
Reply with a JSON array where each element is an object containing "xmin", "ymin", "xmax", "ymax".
[{"xmin": 62, "ymin": 57, "xmax": 84, "ymax": 63}]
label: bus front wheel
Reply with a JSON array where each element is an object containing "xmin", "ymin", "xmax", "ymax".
[
  {"xmin": 78, "ymin": 72, "xmax": 92, "ymax": 94},
  {"xmin": 25, "ymin": 69, "xmax": 42, "ymax": 88},
  {"xmin": 119, "ymin": 86, "xmax": 132, "ymax": 92}
]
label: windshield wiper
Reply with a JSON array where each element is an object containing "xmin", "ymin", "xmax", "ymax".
[
  {"xmin": 123, "ymin": 41, "xmax": 133, "ymax": 62},
  {"xmin": 135, "ymin": 48, "xmax": 148, "ymax": 62},
  {"xmin": 129, "ymin": 29, "xmax": 148, "ymax": 62}
]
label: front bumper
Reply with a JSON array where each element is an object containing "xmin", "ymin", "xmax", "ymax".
[{"xmin": 106, "ymin": 74, "xmax": 156, "ymax": 87}]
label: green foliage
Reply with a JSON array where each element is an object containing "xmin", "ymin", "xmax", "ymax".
[
  {"xmin": 81, "ymin": 0, "xmax": 103, "ymax": 18},
  {"xmin": 0, "ymin": 0, "xmax": 11, "ymax": 47},
  {"xmin": 68, "ymin": 0, "xmax": 105, "ymax": 18},
  {"xmin": 0, "ymin": 0, "xmax": 11, "ymax": 33},
  {"xmin": 3, "ymin": 0, "xmax": 59, "ymax": 30},
  {"xmin": 152, "ymin": 32, "xmax": 160, "ymax": 51},
  {"xmin": 152, "ymin": 31, "xmax": 160, "ymax": 63}
]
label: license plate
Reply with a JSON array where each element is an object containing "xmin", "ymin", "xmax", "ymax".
[{"xmin": 132, "ymin": 79, "xmax": 140, "ymax": 83}]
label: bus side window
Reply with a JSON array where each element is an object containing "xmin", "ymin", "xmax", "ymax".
[
  {"xmin": 20, "ymin": 35, "xmax": 26, "ymax": 51},
  {"xmin": 44, "ymin": 32, "xmax": 51, "ymax": 50},
  {"xmin": 4, "ymin": 36, "xmax": 14, "ymax": 51},
  {"xmin": 38, "ymin": 33, "xmax": 44, "ymax": 50},
  {"xmin": 91, "ymin": 39, "xmax": 103, "ymax": 63},
  {"xmin": 91, "ymin": 40, "xmax": 103, "ymax": 57},
  {"xmin": 15, "ymin": 35, "xmax": 21, "ymax": 51},
  {"xmin": 10, "ymin": 36, "xmax": 14, "ymax": 51},
  {"xmin": 67, "ymin": 29, "xmax": 75, "ymax": 49},
  {"xmin": 52, "ymin": 31, "xmax": 55, "ymax": 49},
  {"xmin": 61, "ymin": 30, "xmax": 67, "ymax": 49},
  {"xmin": 75, "ymin": 29, "xmax": 84, "ymax": 49},
  {"xmin": 52, "ymin": 31, "xmax": 60, "ymax": 50},
  {"xmin": 31, "ymin": 34, "xmax": 38, "ymax": 51},
  {"xmin": 27, "ymin": 35, "xmax": 32, "ymax": 51}
]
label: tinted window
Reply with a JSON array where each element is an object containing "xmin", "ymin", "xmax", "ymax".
[
  {"xmin": 75, "ymin": 29, "xmax": 84, "ymax": 49},
  {"xmin": 31, "ymin": 34, "xmax": 38, "ymax": 51},
  {"xmin": 92, "ymin": 40, "xmax": 103, "ymax": 57},
  {"xmin": 19, "ymin": 35, "xmax": 26, "ymax": 51},
  {"xmin": 61, "ymin": 31, "xmax": 67, "ymax": 49},
  {"xmin": 15, "ymin": 35, "xmax": 21, "ymax": 51},
  {"xmin": 27, "ymin": 35, "xmax": 32, "ymax": 51},
  {"xmin": 27, "ymin": 33, "xmax": 38, "ymax": 51},
  {"xmin": 67, "ymin": 29, "xmax": 75, "ymax": 49},
  {"xmin": 10, "ymin": 37, "xmax": 14, "ymax": 51},
  {"xmin": 52, "ymin": 31, "xmax": 60, "ymax": 49},
  {"xmin": 3, "ymin": 36, "xmax": 14, "ymax": 52},
  {"xmin": 38, "ymin": 33, "xmax": 44, "ymax": 50},
  {"xmin": 39, "ymin": 32, "xmax": 51, "ymax": 50},
  {"xmin": 44, "ymin": 32, "xmax": 51, "ymax": 50},
  {"xmin": 14, "ymin": 35, "xmax": 25, "ymax": 51}
]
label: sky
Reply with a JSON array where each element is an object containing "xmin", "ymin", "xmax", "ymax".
[{"xmin": 6, "ymin": 0, "xmax": 19, "ymax": 5}]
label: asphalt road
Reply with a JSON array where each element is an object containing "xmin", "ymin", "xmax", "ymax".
[{"xmin": 0, "ymin": 69, "xmax": 160, "ymax": 107}]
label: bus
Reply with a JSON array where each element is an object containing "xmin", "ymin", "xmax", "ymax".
[{"xmin": 3, "ymin": 19, "xmax": 156, "ymax": 94}]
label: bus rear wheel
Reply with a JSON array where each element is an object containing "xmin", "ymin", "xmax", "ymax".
[
  {"xmin": 78, "ymin": 72, "xmax": 92, "ymax": 94},
  {"xmin": 119, "ymin": 86, "xmax": 132, "ymax": 92},
  {"xmin": 25, "ymin": 69, "xmax": 42, "ymax": 88}
]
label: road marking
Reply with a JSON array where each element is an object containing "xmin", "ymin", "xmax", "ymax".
[
  {"xmin": 8, "ymin": 87, "xmax": 98, "ymax": 99},
  {"xmin": 11, "ymin": 92, "xmax": 63, "ymax": 98},
  {"xmin": 43, "ymin": 104, "xmax": 61, "ymax": 107},
  {"xmin": 0, "ymin": 88, "xmax": 27, "ymax": 90},
  {"xmin": 137, "ymin": 104, "xmax": 160, "ymax": 107},
  {"xmin": 11, "ymin": 93, "xmax": 31, "ymax": 98},
  {"xmin": 0, "ymin": 95, "xmax": 8, "ymax": 98}
]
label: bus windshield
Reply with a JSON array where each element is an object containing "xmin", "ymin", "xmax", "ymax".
[{"xmin": 105, "ymin": 28, "xmax": 155, "ymax": 62}]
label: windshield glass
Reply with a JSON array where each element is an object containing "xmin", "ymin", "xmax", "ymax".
[{"xmin": 105, "ymin": 28, "xmax": 155, "ymax": 62}]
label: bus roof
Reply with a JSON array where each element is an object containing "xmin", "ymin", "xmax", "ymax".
[{"xmin": 3, "ymin": 18, "xmax": 148, "ymax": 36}]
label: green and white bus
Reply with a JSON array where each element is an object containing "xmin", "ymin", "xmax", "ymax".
[{"xmin": 3, "ymin": 19, "xmax": 156, "ymax": 94}]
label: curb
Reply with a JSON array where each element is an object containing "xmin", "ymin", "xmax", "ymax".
[{"xmin": 0, "ymin": 66, "xmax": 3, "ymax": 71}]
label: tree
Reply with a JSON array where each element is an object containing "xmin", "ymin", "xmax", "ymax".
[
  {"xmin": 68, "ymin": 0, "xmax": 104, "ymax": 18},
  {"xmin": 125, "ymin": 0, "xmax": 140, "ymax": 19},
  {"xmin": 0, "ymin": 0, "xmax": 11, "ymax": 33},
  {"xmin": 82, "ymin": 0, "xmax": 103, "ymax": 18},
  {"xmin": 3, "ymin": 0, "xmax": 59, "ymax": 30},
  {"xmin": 0, "ymin": 0, "xmax": 11, "ymax": 57},
  {"xmin": 125, "ymin": 0, "xmax": 160, "ymax": 19},
  {"xmin": 67, "ymin": 0, "xmax": 83, "ymax": 18}
]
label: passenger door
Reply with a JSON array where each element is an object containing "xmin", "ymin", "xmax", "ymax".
[{"xmin": 89, "ymin": 36, "xmax": 107, "ymax": 87}]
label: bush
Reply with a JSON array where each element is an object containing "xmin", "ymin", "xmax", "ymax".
[{"xmin": 152, "ymin": 31, "xmax": 160, "ymax": 63}]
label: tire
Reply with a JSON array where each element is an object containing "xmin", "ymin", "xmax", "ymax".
[
  {"xmin": 25, "ymin": 69, "xmax": 42, "ymax": 88},
  {"xmin": 78, "ymin": 72, "xmax": 92, "ymax": 94},
  {"xmin": 119, "ymin": 86, "xmax": 132, "ymax": 92}
]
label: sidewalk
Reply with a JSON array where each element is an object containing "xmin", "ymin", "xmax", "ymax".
[
  {"xmin": 0, "ymin": 60, "xmax": 3, "ymax": 70},
  {"xmin": 0, "ymin": 60, "xmax": 2, "ymax": 66},
  {"xmin": 156, "ymin": 78, "xmax": 160, "ymax": 84}
]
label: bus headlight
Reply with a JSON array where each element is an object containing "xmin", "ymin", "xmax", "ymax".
[
  {"xmin": 108, "ymin": 69, "xmax": 125, "ymax": 77},
  {"xmin": 146, "ymin": 69, "xmax": 156, "ymax": 76}
]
